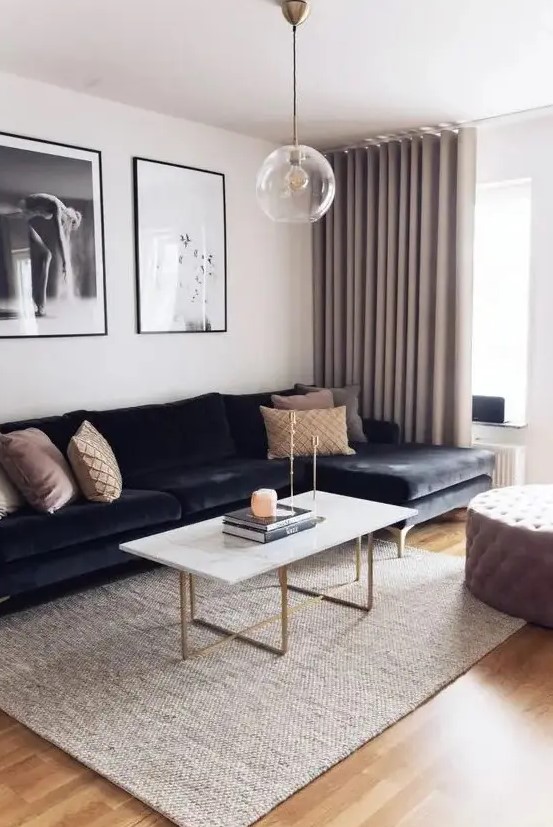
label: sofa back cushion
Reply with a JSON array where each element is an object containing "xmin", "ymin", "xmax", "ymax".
[
  {"xmin": 223, "ymin": 389, "xmax": 296, "ymax": 458},
  {"xmin": 272, "ymin": 389, "xmax": 334, "ymax": 411},
  {"xmin": 0, "ymin": 412, "xmax": 83, "ymax": 454},
  {"xmin": 79, "ymin": 393, "xmax": 236, "ymax": 480},
  {"xmin": 295, "ymin": 383, "xmax": 367, "ymax": 444}
]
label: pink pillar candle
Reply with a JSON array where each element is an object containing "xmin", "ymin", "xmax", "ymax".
[{"xmin": 251, "ymin": 489, "xmax": 278, "ymax": 518}]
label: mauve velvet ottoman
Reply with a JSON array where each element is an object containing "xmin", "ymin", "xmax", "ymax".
[{"xmin": 466, "ymin": 485, "xmax": 553, "ymax": 628}]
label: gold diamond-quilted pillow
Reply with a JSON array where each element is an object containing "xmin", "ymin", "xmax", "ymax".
[
  {"xmin": 67, "ymin": 421, "xmax": 122, "ymax": 503},
  {"xmin": 260, "ymin": 406, "xmax": 355, "ymax": 459}
]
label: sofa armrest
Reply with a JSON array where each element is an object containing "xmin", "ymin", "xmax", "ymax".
[{"xmin": 362, "ymin": 418, "xmax": 401, "ymax": 445}]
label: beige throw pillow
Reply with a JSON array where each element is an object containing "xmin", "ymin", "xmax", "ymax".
[
  {"xmin": 0, "ymin": 428, "xmax": 79, "ymax": 514},
  {"xmin": 68, "ymin": 421, "xmax": 122, "ymax": 503},
  {"xmin": 0, "ymin": 465, "xmax": 24, "ymax": 519},
  {"xmin": 260, "ymin": 406, "xmax": 355, "ymax": 459}
]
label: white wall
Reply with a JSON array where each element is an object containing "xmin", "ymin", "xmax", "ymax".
[
  {"xmin": 477, "ymin": 115, "xmax": 553, "ymax": 482},
  {"xmin": 0, "ymin": 73, "xmax": 313, "ymax": 422}
]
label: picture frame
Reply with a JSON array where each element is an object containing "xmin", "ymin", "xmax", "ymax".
[
  {"xmin": 133, "ymin": 156, "xmax": 227, "ymax": 334},
  {"xmin": 0, "ymin": 131, "xmax": 107, "ymax": 339}
]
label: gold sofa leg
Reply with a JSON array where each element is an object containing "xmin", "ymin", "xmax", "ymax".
[{"xmin": 388, "ymin": 526, "xmax": 411, "ymax": 558}]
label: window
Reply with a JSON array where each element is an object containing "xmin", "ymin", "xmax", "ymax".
[{"xmin": 472, "ymin": 179, "xmax": 532, "ymax": 424}]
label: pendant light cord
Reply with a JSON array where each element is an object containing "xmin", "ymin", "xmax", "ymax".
[{"xmin": 293, "ymin": 24, "xmax": 298, "ymax": 146}]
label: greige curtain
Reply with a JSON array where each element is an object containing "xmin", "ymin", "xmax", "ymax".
[{"xmin": 313, "ymin": 128, "xmax": 476, "ymax": 446}]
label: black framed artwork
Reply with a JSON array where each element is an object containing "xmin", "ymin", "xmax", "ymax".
[
  {"xmin": 133, "ymin": 157, "xmax": 227, "ymax": 334},
  {"xmin": 0, "ymin": 131, "xmax": 107, "ymax": 338}
]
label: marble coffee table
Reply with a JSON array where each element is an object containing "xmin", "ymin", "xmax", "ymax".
[{"xmin": 121, "ymin": 491, "xmax": 416, "ymax": 659}]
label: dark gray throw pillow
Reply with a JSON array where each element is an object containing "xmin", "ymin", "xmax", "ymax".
[{"xmin": 295, "ymin": 383, "xmax": 367, "ymax": 443}]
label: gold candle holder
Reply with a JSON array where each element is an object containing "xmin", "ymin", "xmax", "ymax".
[
  {"xmin": 312, "ymin": 434, "xmax": 319, "ymax": 504},
  {"xmin": 289, "ymin": 410, "xmax": 296, "ymax": 504},
  {"xmin": 311, "ymin": 434, "xmax": 325, "ymax": 522}
]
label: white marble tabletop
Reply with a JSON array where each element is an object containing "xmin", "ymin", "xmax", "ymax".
[{"xmin": 121, "ymin": 491, "xmax": 416, "ymax": 585}]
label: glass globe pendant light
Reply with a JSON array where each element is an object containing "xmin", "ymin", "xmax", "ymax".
[{"xmin": 256, "ymin": 0, "xmax": 336, "ymax": 223}]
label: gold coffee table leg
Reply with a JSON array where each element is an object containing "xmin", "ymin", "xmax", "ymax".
[
  {"xmin": 179, "ymin": 571, "xmax": 188, "ymax": 660},
  {"xmin": 189, "ymin": 574, "xmax": 197, "ymax": 621},
  {"xmin": 179, "ymin": 566, "xmax": 290, "ymax": 659},
  {"xmin": 366, "ymin": 533, "xmax": 374, "ymax": 611},
  {"xmin": 288, "ymin": 534, "xmax": 374, "ymax": 612},
  {"xmin": 355, "ymin": 536, "xmax": 362, "ymax": 581},
  {"xmin": 177, "ymin": 537, "xmax": 374, "ymax": 660},
  {"xmin": 279, "ymin": 566, "xmax": 289, "ymax": 654}
]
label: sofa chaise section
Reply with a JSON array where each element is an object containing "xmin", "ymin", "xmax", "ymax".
[
  {"xmin": 315, "ymin": 443, "xmax": 494, "ymax": 505},
  {"xmin": 316, "ymin": 441, "xmax": 494, "ymax": 554}
]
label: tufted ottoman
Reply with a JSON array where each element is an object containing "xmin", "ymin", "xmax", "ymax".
[{"xmin": 466, "ymin": 485, "xmax": 553, "ymax": 627}]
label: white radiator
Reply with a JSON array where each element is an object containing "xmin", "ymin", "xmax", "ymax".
[{"xmin": 473, "ymin": 441, "xmax": 526, "ymax": 488}]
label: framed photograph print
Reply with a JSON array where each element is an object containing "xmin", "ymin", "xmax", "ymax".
[
  {"xmin": 0, "ymin": 131, "xmax": 106, "ymax": 338},
  {"xmin": 133, "ymin": 157, "xmax": 227, "ymax": 334}
]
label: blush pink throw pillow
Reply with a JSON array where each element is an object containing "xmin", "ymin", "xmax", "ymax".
[
  {"xmin": 271, "ymin": 388, "xmax": 334, "ymax": 411},
  {"xmin": 0, "ymin": 428, "xmax": 79, "ymax": 514}
]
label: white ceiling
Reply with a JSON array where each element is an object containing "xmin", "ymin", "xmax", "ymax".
[{"xmin": 2, "ymin": 0, "xmax": 553, "ymax": 148}]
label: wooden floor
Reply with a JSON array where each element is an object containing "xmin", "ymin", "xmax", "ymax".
[{"xmin": 1, "ymin": 515, "xmax": 552, "ymax": 827}]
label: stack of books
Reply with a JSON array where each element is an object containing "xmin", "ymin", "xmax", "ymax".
[{"xmin": 222, "ymin": 503, "xmax": 315, "ymax": 543}]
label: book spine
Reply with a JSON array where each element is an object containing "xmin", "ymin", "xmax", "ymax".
[
  {"xmin": 223, "ymin": 519, "xmax": 316, "ymax": 543},
  {"xmin": 223, "ymin": 513, "xmax": 311, "ymax": 532}
]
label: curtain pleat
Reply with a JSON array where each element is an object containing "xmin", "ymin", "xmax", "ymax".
[
  {"xmin": 312, "ymin": 195, "xmax": 325, "ymax": 386},
  {"xmin": 454, "ymin": 129, "xmax": 477, "ymax": 447},
  {"xmin": 432, "ymin": 132, "xmax": 457, "ymax": 444},
  {"xmin": 393, "ymin": 140, "xmax": 410, "ymax": 429},
  {"xmin": 352, "ymin": 150, "xmax": 366, "ymax": 385},
  {"xmin": 361, "ymin": 149, "xmax": 378, "ymax": 417},
  {"xmin": 373, "ymin": 145, "xmax": 387, "ymax": 421},
  {"xmin": 313, "ymin": 128, "xmax": 476, "ymax": 446},
  {"xmin": 345, "ymin": 151, "xmax": 355, "ymax": 384},
  {"xmin": 331, "ymin": 154, "xmax": 344, "ymax": 385},
  {"xmin": 384, "ymin": 142, "xmax": 399, "ymax": 422},
  {"xmin": 403, "ymin": 138, "xmax": 421, "ymax": 443}
]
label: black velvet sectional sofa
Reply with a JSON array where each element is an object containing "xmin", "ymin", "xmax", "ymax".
[{"xmin": 0, "ymin": 388, "xmax": 494, "ymax": 606}]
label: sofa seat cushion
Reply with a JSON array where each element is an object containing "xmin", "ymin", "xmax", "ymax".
[
  {"xmin": 128, "ymin": 458, "xmax": 296, "ymax": 516},
  {"xmin": 0, "ymin": 489, "xmax": 181, "ymax": 564},
  {"xmin": 315, "ymin": 443, "xmax": 494, "ymax": 503}
]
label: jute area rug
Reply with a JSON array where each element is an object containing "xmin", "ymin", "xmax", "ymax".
[{"xmin": 0, "ymin": 541, "xmax": 523, "ymax": 827}]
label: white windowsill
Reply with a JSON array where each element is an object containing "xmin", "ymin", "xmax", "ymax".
[{"xmin": 472, "ymin": 421, "xmax": 528, "ymax": 429}]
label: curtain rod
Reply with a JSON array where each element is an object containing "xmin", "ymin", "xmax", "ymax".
[
  {"xmin": 325, "ymin": 126, "xmax": 457, "ymax": 154},
  {"xmin": 323, "ymin": 100, "xmax": 553, "ymax": 154}
]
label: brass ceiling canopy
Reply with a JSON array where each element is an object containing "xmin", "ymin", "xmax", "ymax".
[{"xmin": 281, "ymin": 0, "xmax": 311, "ymax": 26}]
